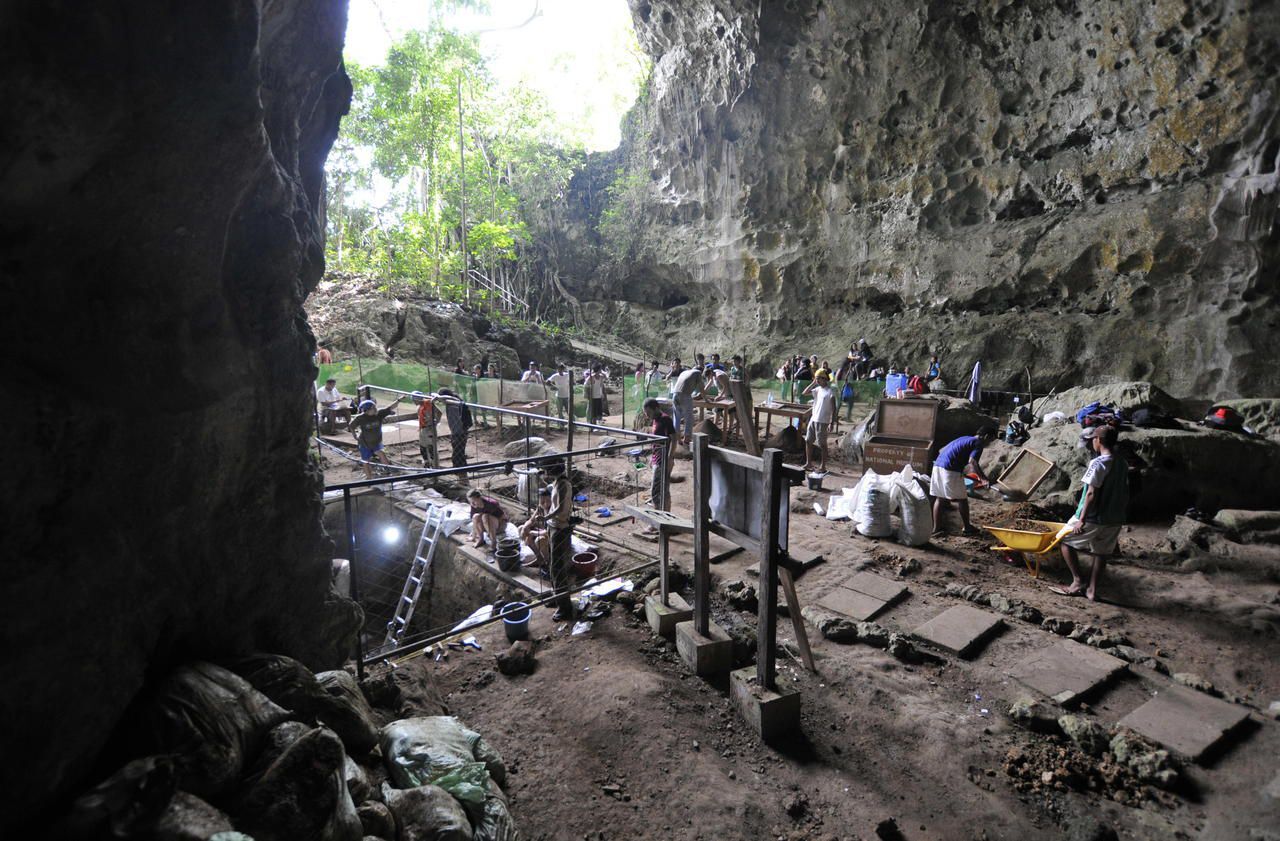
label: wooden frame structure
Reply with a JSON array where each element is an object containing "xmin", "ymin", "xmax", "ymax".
[{"xmin": 691, "ymin": 434, "xmax": 815, "ymax": 689}]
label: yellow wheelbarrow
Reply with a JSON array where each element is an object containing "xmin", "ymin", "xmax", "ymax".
[{"xmin": 983, "ymin": 520, "xmax": 1070, "ymax": 579}]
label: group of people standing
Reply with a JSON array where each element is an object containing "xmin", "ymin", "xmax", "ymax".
[{"xmin": 777, "ymin": 342, "xmax": 944, "ymax": 421}]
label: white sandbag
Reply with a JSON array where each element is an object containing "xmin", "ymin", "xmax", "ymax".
[
  {"xmin": 892, "ymin": 467, "xmax": 932, "ymax": 546},
  {"xmin": 855, "ymin": 471, "xmax": 893, "ymax": 538},
  {"xmin": 825, "ymin": 486, "xmax": 857, "ymax": 521}
]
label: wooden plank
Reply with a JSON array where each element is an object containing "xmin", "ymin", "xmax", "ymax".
[
  {"xmin": 709, "ymin": 545, "xmax": 746, "ymax": 564},
  {"xmin": 708, "ymin": 521, "xmax": 762, "ymax": 557},
  {"xmin": 710, "ymin": 443, "xmax": 804, "ymax": 482},
  {"xmin": 692, "ymin": 433, "xmax": 712, "ymax": 635},
  {"xmin": 730, "ymin": 379, "xmax": 761, "ymax": 456},
  {"xmin": 757, "ymin": 448, "xmax": 783, "ymax": 689},
  {"xmin": 623, "ymin": 504, "xmax": 694, "ymax": 533},
  {"xmin": 778, "ymin": 566, "xmax": 816, "ymax": 673}
]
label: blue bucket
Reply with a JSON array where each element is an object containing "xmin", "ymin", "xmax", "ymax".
[{"xmin": 502, "ymin": 601, "xmax": 531, "ymax": 642}]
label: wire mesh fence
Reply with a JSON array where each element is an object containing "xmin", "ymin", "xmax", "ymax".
[{"xmin": 316, "ymin": 355, "xmax": 910, "ymax": 428}]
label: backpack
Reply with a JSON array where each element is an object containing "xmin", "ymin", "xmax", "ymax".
[
  {"xmin": 1130, "ymin": 406, "xmax": 1178, "ymax": 429},
  {"xmin": 907, "ymin": 375, "xmax": 925, "ymax": 394},
  {"xmin": 1005, "ymin": 420, "xmax": 1029, "ymax": 445},
  {"xmin": 1202, "ymin": 406, "xmax": 1244, "ymax": 433}
]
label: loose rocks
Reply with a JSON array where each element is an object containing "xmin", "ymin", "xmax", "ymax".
[{"xmin": 495, "ymin": 642, "xmax": 536, "ymax": 676}]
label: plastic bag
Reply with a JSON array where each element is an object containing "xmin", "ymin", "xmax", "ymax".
[
  {"xmin": 431, "ymin": 761, "xmax": 490, "ymax": 807},
  {"xmin": 473, "ymin": 779, "xmax": 520, "ymax": 841},
  {"xmin": 127, "ymin": 662, "xmax": 289, "ymax": 799},
  {"xmin": 891, "ymin": 467, "xmax": 932, "ymax": 546},
  {"xmin": 381, "ymin": 783, "xmax": 471, "ymax": 841},
  {"xmin": 381, "ymin": 717, "xmax": 508, "ymax": 790},
  {"xmin": 854, "ymin": 471, "xmax": 893, "ymax": 537},
  {"xmin": 825, "ymin": 486, "xmax": 857, "ymax": 521}
]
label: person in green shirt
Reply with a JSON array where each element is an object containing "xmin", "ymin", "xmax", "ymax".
[
  {"xmin": 1050, "ymin": 425, "xmax": 1129, "ymax": 602},
  {"xmin": 349, "ymin": 397, "xmax": 402, "ymax": 479}
]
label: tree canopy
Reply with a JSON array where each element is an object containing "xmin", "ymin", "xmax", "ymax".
[{"xmin": 326, "ymin": 23, "xmax": 597, "ymax": 317}]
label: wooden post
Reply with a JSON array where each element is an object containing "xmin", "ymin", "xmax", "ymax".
[
  {"xmin": 757, "ymin": 447, "xmax": 783, "ymax": 689},
  {"xmin": 730, "ymin": 379, "xmax": 761, "ymax": 456},
  {"xmin": 692, "ymin": 432, "xmax": 711, "ymax": 636},
  {"xmin": 566, "ymin": 368, "xmax": 575, "ymax": 454},
  {"xmin": 659, "ymin": 529, "xmax": 670, "ymax": 607}
]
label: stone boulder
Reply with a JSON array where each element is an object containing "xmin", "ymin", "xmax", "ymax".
[
  {"xmin": 986, "ymin": 420, "xmax": 1280, "ymax": 518},
  {"xmin": 500, "ymin": 437, "xmax": 559, "ymax": 459},
  {"xmin": 1033, "ymin": 381, "xmax": 1183, "ymax": 420}
]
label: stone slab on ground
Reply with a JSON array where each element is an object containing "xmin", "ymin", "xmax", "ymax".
[
  {"xmin": 816, "ymin": 587, "xmax": 891, "ymax": 622},
  {"xmin": 1009, "ymin": 640, "xmax": 1127, "ymax": 706},
  {"xmin": 911, "ymin": 604, "xmax": 1004, "ymax": 658},
  {"xmin": 842, "ymin": 571, "xmax": 908, "ymax": 604},
  {"xmin": 812, "ymin": 572, "xmax": 907, "ymax": 622},
  {"xmin": 1118, "ymin": 683, "xmax": 1252, "ymax": 761}
]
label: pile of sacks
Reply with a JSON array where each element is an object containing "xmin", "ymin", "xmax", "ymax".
[
  {"xmin": 58, "ymin": 657, "xmax": 519, "ymax": 841},
  {"xmin": 825, "ymin": 466, "xmax": 932, "ymax": 546}
]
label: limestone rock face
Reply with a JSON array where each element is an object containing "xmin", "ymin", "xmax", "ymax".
[
  {"xmin": 573, "ymin": 0, "xmax": 1280, "ymax": 399},
  {"xmin": 307, "ymin": 273, "xmax": 578, "ymax": 377},
  {"xmin": 0, "ymin": 0, "xmax": 350, "ymax": 821}
]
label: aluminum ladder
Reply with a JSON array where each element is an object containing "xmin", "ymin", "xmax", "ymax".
[{"xmin": 382, "ymin": 505, "xmax": 445, "ymax": 651}]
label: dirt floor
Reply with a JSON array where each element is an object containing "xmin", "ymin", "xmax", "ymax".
[{"xmin": 328, "ymin": 408, "xmax": 1280, "ymax": 840}]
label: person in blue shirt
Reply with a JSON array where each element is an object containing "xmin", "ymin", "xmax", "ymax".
[
  {"xmin": 926, "ymin": 354, "xmax": 942, "ymax": 383},
  {"xmin": 930, "ymin": 427, "xmax": 997, "ymax": 537}
]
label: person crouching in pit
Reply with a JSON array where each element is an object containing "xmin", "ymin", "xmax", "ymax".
[{"xmin": 467, "ymin": 489, "xmax": 508, "ymax": 550}]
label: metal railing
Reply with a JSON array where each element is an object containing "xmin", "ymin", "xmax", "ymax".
[{"xmin": 323, "ymin": 389, "xmax": 666, "ymax": 677}]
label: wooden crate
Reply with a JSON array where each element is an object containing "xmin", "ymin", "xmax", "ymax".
[{"xmin": 863, "ymin": 399, "xmax": 939, "ymax": 475}]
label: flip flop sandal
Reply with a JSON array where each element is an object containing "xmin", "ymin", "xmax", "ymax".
[{"xmin": 1049, "ymin": 586, "xmax": 1084, "ymax": 597}]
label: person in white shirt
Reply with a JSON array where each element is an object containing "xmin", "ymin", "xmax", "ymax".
[
  {"xmin": 672, "ymin": 366, "xmax": 704, "ymax": 446},
  {"xmin": 546, "ymin": 364, "xmax": 572, "ymax": 418},
  {"xmin": 644, "ymin": 359, "xmax": 662, "ymax": 396},
  {"xmin": 585, "ymin": 365, "xmax": 608, "ymax": 424},
  {"xmin": 802, "ymin": 371, "xmax": 836, "ymax": 472},
  {"xmin": 520, "ymin": 361, "xmax": 544, "ymax": 384},
  {"xmin": 316, "ymin": 378, "xmax": 350, "ymax": 432}
]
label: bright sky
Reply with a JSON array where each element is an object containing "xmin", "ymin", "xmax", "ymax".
[{"xmin": 344, "ymin": 0, "xmax": 646, "ymax": 151}]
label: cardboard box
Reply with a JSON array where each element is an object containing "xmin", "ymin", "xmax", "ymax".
[{"xmin": 863, "ymin": 398, "xmax": 939, "ymax": 475}]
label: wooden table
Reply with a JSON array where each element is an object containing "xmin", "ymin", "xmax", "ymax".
[
  {"xmin": 753, "ymin": 402, "xmax": 812, "ymax": 439},
  {"xmin": 496, "ymin": 399, "xmax": 551, "ymax": 433},
  {"xmin": 694, "ymin": 396, "xmax": 738, "ymax": 439}
]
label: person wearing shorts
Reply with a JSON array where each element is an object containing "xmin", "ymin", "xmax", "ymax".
[
  {"xmin": 930, "ymin": 427, "xmax": 997, "ymax": 536},
  {"xmin": 350, "ymin": 397, "xmax": 402, "ymax": 479},
  {"xmin": 467, "ymin": 490, "xmax": 509, "ymax": 550},
  {"xmin": 1051, "ymin": 425, "xmax": 1128, "ymax": 602},
  {"xmin": 802, "ymin": 371, "xmax": 835, "ymax": 472}
]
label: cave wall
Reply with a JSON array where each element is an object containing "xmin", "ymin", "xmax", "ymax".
[
  {"xmin": 572, "ymin": 0, "xmax": 1280, "ymax": 397},
  {"xmin": 0, "ymin": 0, "xmax": 352, "ymax": 818}
]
